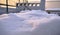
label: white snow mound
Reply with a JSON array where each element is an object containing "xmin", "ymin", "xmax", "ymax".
[{"xmin": 0, "ymin": 10, "xmax": 60, "ymax": 35}]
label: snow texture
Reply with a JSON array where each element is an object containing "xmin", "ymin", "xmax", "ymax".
[
  {"xmin": 46, "ymin": 8, "xmax": 60, "ymax": 10},
  {"xmin": 0, "ymin": 10, "xmax": 60, "ymax": 35}
]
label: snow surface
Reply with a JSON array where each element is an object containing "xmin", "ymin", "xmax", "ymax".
[
  {"xmin": 46, "ymin": 8, "xmax": 60, "ymax": 10},
  {"xmin": 0, "ymin": 10, "xmax": 60, "ymax": 35}
]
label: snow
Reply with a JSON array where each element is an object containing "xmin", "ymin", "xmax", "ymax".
[
  {"xmin": 46, "ymin": 8, "xmax": 60, "ymax": 10},
  {"xmin": 0, "ymin": 10, "xmax": 60, "ymax": 35}
]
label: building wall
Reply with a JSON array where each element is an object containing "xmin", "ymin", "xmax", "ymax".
[
  {"xmin": 0, "ymin": 0, "xmax": 60, "ymax": 9},
  {"xmin": 0, "ymin": 0, "xmax": 18, "ymax": 5},
  {"xmin": 46, "ymin": 1, "xmax": 60, "ymax": 9}
]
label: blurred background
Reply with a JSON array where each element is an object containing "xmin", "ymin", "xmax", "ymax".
[
  {"xmin": 0, "ymin": 0, "xmax": 60, "ymax": 14},
  {"xmin": 0, "ymin": 0, "xmax": 60, "ymax": 8}
]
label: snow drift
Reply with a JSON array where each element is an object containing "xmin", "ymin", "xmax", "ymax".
[{"xmin": 0, "ymin": 10, "xmax": 60, "ymax": 35}]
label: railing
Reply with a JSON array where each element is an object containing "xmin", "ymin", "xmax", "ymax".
[
  {"xmin": 16, "ymin": 3, "xmax": 40, "ymax": 11},
  {"xmin": 16, "ymin": 3, "xmax": 40, "ymax": 7},
  {"xmin": 0, "ymin": 3, "xmax": 16, "ymax": 7}
]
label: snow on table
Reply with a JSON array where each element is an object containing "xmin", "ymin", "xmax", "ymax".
[
  {"xmin": 0, "ymin": 10, "xmax": 60, "ymax": 35},
  {"xmin": 46, "ymin": 8, "xmax": 60, "ymax": 10}
]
